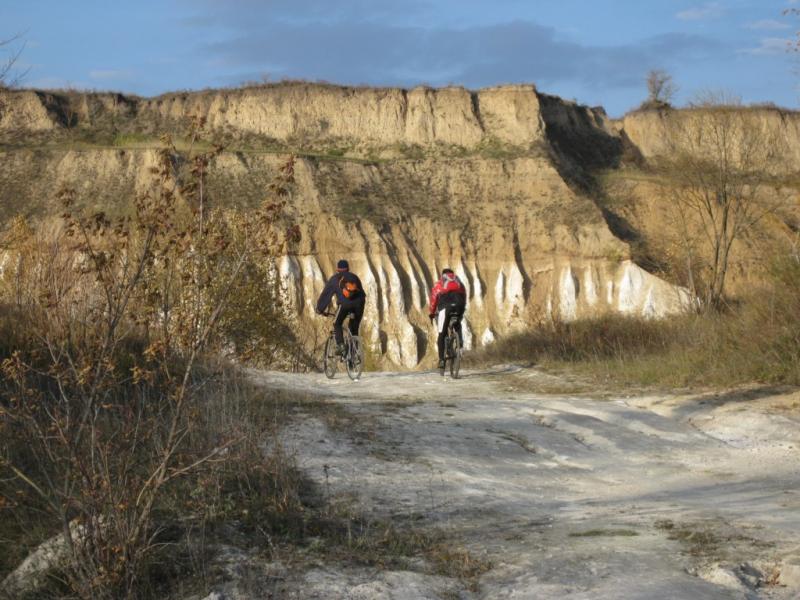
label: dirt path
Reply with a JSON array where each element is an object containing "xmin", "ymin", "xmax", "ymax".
[{"xmin": 248, "ymin": 366, "xmax": 800, "ymax": 599}]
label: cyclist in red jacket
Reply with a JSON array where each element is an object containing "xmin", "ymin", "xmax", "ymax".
[{"xmin": 428, "ymin": 268, "xmax": 467, "ymax": 373}]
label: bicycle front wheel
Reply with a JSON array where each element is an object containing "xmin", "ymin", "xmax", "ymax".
[
  {"xmin": 346, "ymin": 335, "xmax": 364, "ymax": 381},
  {"xmin": 449, "ymin": 335, "xmax": 462, "ymax": 379},
  {"xmin": 323, "ymin": 336, "xmax": 338, "ymax": 379}
]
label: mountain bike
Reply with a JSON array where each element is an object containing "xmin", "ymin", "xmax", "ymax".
[
  {"xmin": 322, "ymin": 311, "xmax": 364, "ymax": 381},
  {"xmin": 444, "ymin": 313, "xmax": 463, "ymax": 379},
  {"xmin": 434, "ymin": 311, "xmax": 463, "ymax": 379}
]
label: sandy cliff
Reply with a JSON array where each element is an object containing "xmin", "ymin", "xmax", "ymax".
[
  {"xmin": 620, "ymin": 107, "xmax": 800, "ymax": 171},
  {"xmin": 1, "ymin": 84, "xmax": 549, "ymax": 151},
  {"xmin": 15, "ymin": 84, "xmax": 797, "ymax": 365}
]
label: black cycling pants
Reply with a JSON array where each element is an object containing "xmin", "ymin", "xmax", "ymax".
[
  {"xmin": 334, "ymin": 301, "xmax": 364, "ymax": 346},
  {"xmin": 436, "ymin": 307, "xmax": 463, "ymax": 361}
]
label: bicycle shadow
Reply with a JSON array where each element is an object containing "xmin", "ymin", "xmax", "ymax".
[{"xmin": 412, "ymin": 364, "xmax": 525, "ymax": 380}]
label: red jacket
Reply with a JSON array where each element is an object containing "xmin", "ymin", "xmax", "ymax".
[{"xmin": 429, "ymin": 274, "xmax": 466, "ymax": 315}]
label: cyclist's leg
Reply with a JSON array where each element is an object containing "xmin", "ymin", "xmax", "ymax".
[
  {"xmin": 454, "ymin": 311, "xmax": 464, "ymax": 348},
  {"xmin": 436, "ymin": 309, "xmax": 447, "ymax": 363},
  {"xmin": 333, "ymin": 305, "xmax": 347, "ymax": 347},
  {"xmin": 349, "ymin": 300, "xmax": 364, "ymax": 337}
]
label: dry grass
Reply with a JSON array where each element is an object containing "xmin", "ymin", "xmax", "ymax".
[
  {"xmin": 569, "ymin": 529, "xmax": 639, "ymax": 537},
  {"xmin": 291, "ymin": 505, "xmax": 491, "ymax": 584},
  {"xmin": 473, "ymin": 257, "xmax": 800, "ymax": 389},
  {"xmin": 0, "ymin": 351, "xmax": 308, "ymax": 597}
]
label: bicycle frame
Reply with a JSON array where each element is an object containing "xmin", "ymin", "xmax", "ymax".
[
  {"xmin": 322, "ymin": 309, "xmax": 363, "ymax": 380},
  {"xmin": 434, "ymin": 311, "xmax": 463, "ymax": 379}
]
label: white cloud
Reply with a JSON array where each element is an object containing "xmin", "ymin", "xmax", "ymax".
[
  {"xmin": 89, "ymin": 69, "xmax": 132, "ymax": 80},
  {"xmin": 746, "ymin": 19, "xmax": 790, "ymax": 31},
  {"xmin": 739, "ymin": 37, "xmax": 793, "ymax": 56},
  {"xmin": 676, "ymin": 2, "xmax": 724, "ymax": 21}
]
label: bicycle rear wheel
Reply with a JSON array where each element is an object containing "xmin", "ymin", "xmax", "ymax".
[
  {"xmin": 323, "ymin": 335, "xmax": 338, "ymax": 379},
  {"xmin": 346, "ymin": 335, "xmax": 364, "ymax": 381},
  {"xmin": 449, "ymin": 333, "xmax": 462, "ymax": 379}
]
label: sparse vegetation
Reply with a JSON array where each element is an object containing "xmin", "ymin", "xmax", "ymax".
[
  {"xmin": 473, "ymin": 255, "xmax": 800, "ymax": 388},
  {"xmin": 474, "ymin": 136, "xmax": 526, "ymax": 160},
  {"xmin": 290, "ymin": 505, "xmax": 491, "ymax": 585},
  {"xmin": 641, "ymin": 69, "xmax": 677, "ymax": 110}
]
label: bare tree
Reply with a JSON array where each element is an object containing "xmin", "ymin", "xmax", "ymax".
[
  {"xmin": 0, "ymin": 33, "xmax": 27, "ymax": 88},
  {"xmin": 645, "ymin": 69, "xmax": 677, "ymax": 108},
  {"xmin": 785, "ymin": 8, "xmax": 799, "ymax": 52},
  {"xmin": 785, "ymin": 7, "xmax": 800, "ymax": 90},
  {"xmin": 659, "ymin": 93, "xmax": 787, "ymax": 310}
]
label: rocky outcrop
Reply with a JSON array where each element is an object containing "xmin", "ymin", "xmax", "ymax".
[
  {"xmin": 0, "ymin": 90, "xmax": 61, "ymax": 131},
  {"xmin": 282, "ymin": 251, "xmax": 688, "ymax": 368},
  {"xmin": 1, "ymin": 521, "xmax": 87, "ymax": 599}
]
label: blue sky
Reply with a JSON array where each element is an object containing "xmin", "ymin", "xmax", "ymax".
[{"xmin": 2, "ymin": 0, "xmax": 799, "ymax": 116}]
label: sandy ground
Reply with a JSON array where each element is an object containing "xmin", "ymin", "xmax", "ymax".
[{"xmin": 229, "ymin": 366, "xmax": 800, "ymax": 599}]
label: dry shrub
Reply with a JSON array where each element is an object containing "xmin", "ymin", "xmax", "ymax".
[
  {"xmin": 476, "ymin": 314, "xmax": 685, "ymax": 365},
  {"xmin": 0, "ymin": 119, "xmax": 301, "ymax": 599}
]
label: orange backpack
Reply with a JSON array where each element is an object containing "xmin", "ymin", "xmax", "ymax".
[{"xmin": 339, "ymin": 276, "xmax": 360, "ymax": 299}]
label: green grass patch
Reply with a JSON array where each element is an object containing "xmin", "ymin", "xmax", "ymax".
[
  {"xmin": 113, "ymin": 132, "xmax": 156, "ymax": 147},
  {"xmin": 474, "ymin": 136, "xmax": 527, "ymax": 159}
]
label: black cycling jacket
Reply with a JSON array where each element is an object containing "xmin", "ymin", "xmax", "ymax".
[{"xmin": 315, "ymin": 271, "xmax": 365, "ymax": 313}]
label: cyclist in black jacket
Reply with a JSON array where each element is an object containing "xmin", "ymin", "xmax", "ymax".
[{"xmin": 315, "ymin": 259, "xmax": 366, "ymax": 355}]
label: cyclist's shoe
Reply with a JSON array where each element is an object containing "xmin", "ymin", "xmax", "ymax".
[
  {"xmin": 438, "ymin": 359, "xmax": 445, "ymax": 374},
  {"xmin": 337, "ymin": 343, "xmax": 346, "ymax": 358}
]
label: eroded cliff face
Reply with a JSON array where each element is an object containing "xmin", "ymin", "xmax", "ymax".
[
  {"xmin": 0, "ymin": 146, "xmax": 690, "ymax": 367},
  {"xmin": 620, "ymin": 107, "xmax": 800, "ymax": 171},
  {"xmin": 0, "ymin": 83, "xmax": 729, "ymax": 367},
  {"xmin": 274, "ymin": 155, "xmax": 688, "ymax": 367},
  {"xmin": 1, "ymin": 84, "xmax": 550, "ymax": 152}
]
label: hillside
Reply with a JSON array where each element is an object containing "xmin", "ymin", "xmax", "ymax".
[{"xmin": 1, "ymin": 83, "xmax": 798, "ymax": 366}]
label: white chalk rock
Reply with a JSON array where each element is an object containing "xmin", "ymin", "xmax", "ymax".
[{"xmin": 559, "ymin": 266, "xmax": 578, "ymax": 321}]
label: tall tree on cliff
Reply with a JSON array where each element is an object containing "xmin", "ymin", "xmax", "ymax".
[
  {"xmin": 660, "ymin": 93, "xmax": 786, "ymax": 310},
  {"xmin": 644, "ymin": 69, "xmax": 677, "ymax": 109}
]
